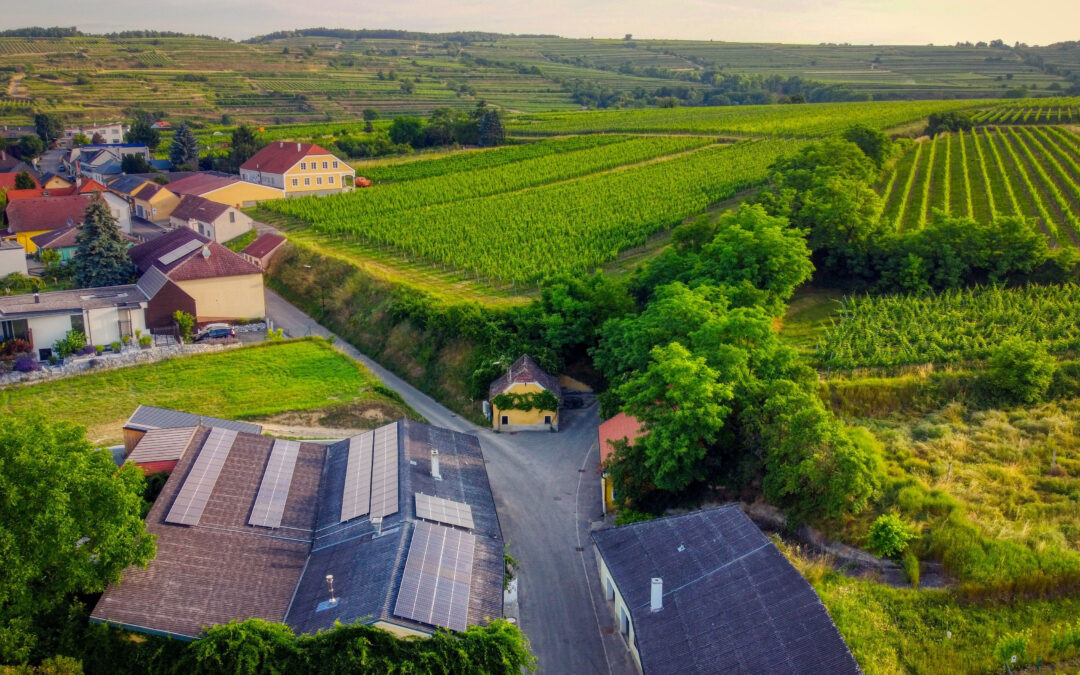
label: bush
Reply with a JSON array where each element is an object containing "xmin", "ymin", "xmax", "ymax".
[
  {"xmin": 901, "ymin": 551, "xmax": 920, "ymax": 589},
  {"xmin": 94, "ymin": 345, "xmax": 104, "ymax": 355},
  {"xmin": 121, "ymin": 335, "xmax": 131, "ymax": 345},
  {"xmin": 173, "ymin": 310, "xmax": 195, "ymax": 342},
  {"xmin": 994, "ymin": 630, "xmax": 1029, "ymax": 668},
  {"xmin": 53, "ymin": 330, "xmax": 86, "ymax": 359},
  {"xmin": 109, "ymin": 341, "xmax": 122, "ymax": 352},
  {"xmin": 138, "ymin": 335, "xmax": 152, "ymax": 348},
  {"xmin": 1, "ymin": 338, "xmax": 31, "ymax": 358},
  {"xmin": 987, "ymin": 337, "xmax": 1056, "ymax": 404},
  {"xmin": 14, "ymin": 356, "xmax": 39, "ymax": 373},
  {"xmin": 868, "ymin": 513, "xmax": 916, "ymax": 558}
]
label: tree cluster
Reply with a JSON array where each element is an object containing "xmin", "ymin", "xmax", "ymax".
[{"xmin": 387, "ymin": 104, "xmax": 505, "ymax": 150}]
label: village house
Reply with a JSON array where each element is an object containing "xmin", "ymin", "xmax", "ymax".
[
  {"xmin": 3, "ymin": 194, "xmax": 92, "ymax": 253},
  {"xmin": 597, "ymin": 412, "xmax": 645, "ymax": 514},
  {"xmin": 240, "ymin": 232, "xmax": 286, "ymax": 269},
  {"xmin": 488, "ymin": 354, "xmax": 561, "ymax": 432},
  {"xmin": 240, "ymin": 142, "xmax": 355, "ymax": 196},
  {"xmin": 169, "ymin": 194, "xmax": 253, "ymax": 243},
  {"xmin": 62, "ymin": 121, "xmax": 128, "ymax": 147},
  {"xmin": 163, "ymin": 171, "xmax": 283, "ymax": 208},
  {"xmin": 64, "ymin": 144, "xmax": 150, "ymax": 183},
  {"xmin": 92, "ymin": 418, "xmax": 504, "ymax": 640},
  {"xmin": 0, "ymin": 240, "xmax": 28, "ymax": 278},
  {"xmin": 130, "ymin": 228, "xmax": 265, "ymax": 326},
  {"xmin": 592, "ymin": 506, "xmax": 860, "ymax": 675},
  {"xmin": 0, "ymin": 285, "xmax": 147, "ymax": 360},
  {"xmin": 131, "ymin": 182, "xmax": 180, "ymax": 223}
]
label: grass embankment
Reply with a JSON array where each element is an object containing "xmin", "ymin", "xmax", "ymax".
[
  {"xmin": 222, "ymin": 229, "xmax": 258, "ymax": 252},
  {"xmin": 0, "ymin": 338, "xmax": 416, "ymax": 444},
  {"xmin": 783, "ymin": 543, "xmax": 1080, "ymax": 674}
]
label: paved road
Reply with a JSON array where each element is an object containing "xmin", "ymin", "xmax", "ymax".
[
  {"xmin": 37, "ymin": 148, "xmax": 64, "ymax": 176},
  {"xmin": 265, "ymin": 289, "xmax": 635, "ymax": 674}
]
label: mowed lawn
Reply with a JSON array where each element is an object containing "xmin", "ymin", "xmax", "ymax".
[{"xmin": 0, "ymin": 338, "xmax": 413, "ymax": 443}]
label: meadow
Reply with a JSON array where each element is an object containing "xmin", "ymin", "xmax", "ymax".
[
  {"xmin": 878, "ymin": 125, "xmax": 1080, "ymax": 244},
  {"xmin": 0, "ymin": 338, "xmax": 414, "ymax": 443}
]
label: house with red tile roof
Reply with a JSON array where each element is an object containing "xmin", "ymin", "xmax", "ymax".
[
  {"xmin": 0, "ymin": 172, "xmax": 40, "ymax": 191},
  {"xmin": 163, "ymin": 171, "xmax": 283, "ymax": 209},
  {"xmin": 4, "ymin": 194, "xmax": 93, "ymax": 253},
  {"xmin": 129, "ymin": 227, "xmax": 265, "ymax": 327},
  {"xmin": 240, "ymin": 232, "xmax": 286, "ymax": 269},
  {"xmin": 598, "ymin": 413, "xmax": 647, "ymax": 514},
  {"xmin": 169, "ymin": 194, "xmax": 253, "ymax": 243},
  {"xmin": 240, "ymin": 141, "xmax": 354, "ymax": 197}
]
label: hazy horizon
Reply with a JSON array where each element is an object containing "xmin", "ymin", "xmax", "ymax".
[{"xmin": 4, "ymin": 0, "xmax": 1079, "ymax": 46}]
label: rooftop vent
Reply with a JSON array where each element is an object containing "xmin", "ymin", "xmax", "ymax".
[
  {"xmin": 202, "ymin": 246, "xmax": 211, "ymax": 259},
  {"xmin": 33, "ymin": 292, "xmax": 39, "ymax": 304},
  {"xmin": 650, "ymin": 578, "xmax": 663, "ymax": 612},
  {"xmin": 431, "ymin": 449, "xmax": 442, "ymax": 481},
  {"xmin": 372, "ymin": 515, "xmax": 384, "ymax": 537},
  {"xmin": 297, "ymin": 142, "xmax": 301, "ymax": 152}
]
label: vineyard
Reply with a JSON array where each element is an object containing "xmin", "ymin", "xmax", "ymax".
[
  {"xmin": 817, "ymin": 284, "xmax": 1080, "ymax": 369},
  {"xmin": 878, "ymin": 125, "xmax": 1080, "ymax": 245},
  {"xmin": 972, "ymin": 98, "xmax": 1080, "ymax": 125},
  {"xmin": 263, "ymin": 138, "xmax": 801, "ymax": 283}
]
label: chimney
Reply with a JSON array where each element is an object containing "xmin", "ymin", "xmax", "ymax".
[
  {"xmin": 33, "ymin": 292, "xmax": 40, "ymax": 304},
  {"xmin": 279, "ymin": 141, "xmax": 283, "ymax": 148},
  {"xmin": 371, "ymin": 516, "xmax": 383, "ymax": 537},
  {"xmin": 431, "ymin": 449, "xmax": 442, "ymax": 481},
  {"xmin": 296, "ymin": 142, "xmax": 301, "ymax": 152},
  {"xmin": 650, "ymin": 578, "xmax": 663, "ymax": 612}
]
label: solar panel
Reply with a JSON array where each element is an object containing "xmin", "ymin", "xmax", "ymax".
[
  {"xmin": 157, "ymin": 238, "xmax": 203, "ymax": 266},
  {"xmin": 165, "ymin": 427, "xmax": 238, "ymax": 526},
  {"xmin": 370, "ymin": 423, "xmax": 399, "ymax": 519},
  {"xmin": 415, "ymin": 493, "xmax": 475, "ymax": 530},
  {"xmin": 393, "ymin": 521, "xmax": 475, "ymax": 632},
  {"xmin": 340, "ymin": 432, "xmax": 373, "ymax": 522},
  {"xmin": 249, "ymin": 440, "xmax": 301, "ymax": 529}
]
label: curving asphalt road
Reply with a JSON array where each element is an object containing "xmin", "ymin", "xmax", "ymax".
[{"xmin": 265, "ymin": 289, "xmax": 635, "ymax": 674}]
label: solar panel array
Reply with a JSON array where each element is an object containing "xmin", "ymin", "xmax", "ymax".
[
  {"xmin": 369, "ymin": 423, "xmax": 399, "ymax": 519},
  {"xmin": 414, "ymin": 493, "xmax": 475, "ymax": 530},
  {"xmin": 249, "ymin": 440, "xmax": 301, "ymax": 529},
  {"xmin": 165, "ymin": 427, "xmax": 238, "ymax": 526},
  {"xmin": 340, "ymin": 432, "xmax": 373, "ymax": 522},
  {"xmin": 157, "ymin": 238, "xmax": 203, "ymax": 266},
  {"xmin": 393, "ymin": 521, "xmax": 475, "ymax": 632}
]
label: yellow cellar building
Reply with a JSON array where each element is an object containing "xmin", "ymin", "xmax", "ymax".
[{"xmin": 488, "ymin": 354, "xmax": 561, "ymax": 432}]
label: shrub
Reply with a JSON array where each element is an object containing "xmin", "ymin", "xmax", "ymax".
[
  {"xmin": 173, "ymin": 310, "xmax": 195, "ymax": 342},
  {"xmin": 14, "ymin": 356, "xmax": 39, "ymax": 373},
  {"xmin": 901, "ymin": 551, "xmax": 920, "ymax": 589},
  {"xmin": 121, "ymin": 335, "xmax": 131, "ymax": 345},
  {"xmin": 53, "ymin": 329, "xmax": 87, "ymax": 359},
  {"xmin": 95, "ymin": 345, "xmax": 104, "ymax": 355},
  {"xmin": 138, "ymin": 335, "xmax": 152, "ymax": 348},
  {"xmin": 109, "ymin": 341, "xmax": 122, "ymax": 352},
  {"xmin": 993, "ymin": 630, "xmax": 1029, "ymax": 668},
  {"xmin": 1, "ymin": 338, "xmax": 31, "ymax": 357},
  {"xmin": 987, "ymin": 337, "xmax": 1056, "ymax": 404},
  {"xmin": 869, "ymin": 513, "xmax": 916, "ymax": 558}
]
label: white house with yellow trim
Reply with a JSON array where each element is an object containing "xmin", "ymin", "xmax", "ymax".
[{"xmin": 240, "ymin": 142, "xmax": 355, "ymax": 197}]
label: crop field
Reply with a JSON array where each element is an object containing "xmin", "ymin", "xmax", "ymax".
[
  {"xmin": 878, "ymin": 125, "xmax": 1080, "ymax": 245},
  {"xmin": 507, "ymin": 99, "xmax": 980, "ymax": 137},
  {"xmin": 817, "ymin": 284, "xmax": 1080, "ymax": 369},
  {"xmin": 973, "ymin": 105, "xmax": 1080, "ymax": 124},
  {"xmin": 0, "ymin": 339, "xmax": 414, "ymax": 443},
  {"xmin": 263, "ymin": 137, "xmax": 800, "ymax": 283}
]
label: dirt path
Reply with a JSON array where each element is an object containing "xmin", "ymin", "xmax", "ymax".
[
  {"xmin": 258, "ymin": 422, "xmax": 371, "ymax": 440},
  {"xmin": 6, "ymin": 74, "xmax": 22, "ymax": 96}
]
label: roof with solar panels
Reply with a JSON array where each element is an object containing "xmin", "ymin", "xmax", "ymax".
[{"xmin": 90, "ymin": 417, "xmax": 503, "ymax": 640}]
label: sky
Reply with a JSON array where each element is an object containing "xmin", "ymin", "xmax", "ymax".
[{"xmin": 4, "ymin": 0, "xmax": 1080, "ymax": 45}]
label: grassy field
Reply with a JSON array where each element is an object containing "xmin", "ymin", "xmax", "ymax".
[{"xmin": 0, "ymin": 338, "xmax": 415, "ymax": 443}]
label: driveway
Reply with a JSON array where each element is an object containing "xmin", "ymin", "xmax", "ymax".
[{"xmin": 265, "ymin": 289, "xmax": 635, "ymax": 674}]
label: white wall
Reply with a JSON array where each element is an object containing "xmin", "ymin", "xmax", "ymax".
[
  {"xmin": 85, "ymin": 306, "xmax": 146, "ymax": 346},
  {"xmin": 102, "ymin": 192, "xmax": 132, "ymax": 234},
  {"xmin": 28, "ymin": 314, "xmax": 77, "ymax": 355},
  {"xmin": 596, "ymin": 551, "xmax": 643, "ymax": 673},
  {"xmin": 0, "ymin": 247, "xmax": 28, "ymax": 278}
]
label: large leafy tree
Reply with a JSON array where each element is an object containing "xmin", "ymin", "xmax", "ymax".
[
  {"xmin": 169, "ymin": 123, "xmax": 199, "ymax": 170},
  {"xmin": 73, "ymin": 197, "xmax": 132, "ymax": 288},
  {"xmin": 0, "ymin": 416, "xmax": 154, "ymax": 662},
  {"xmin": 17, "ymin": 135, "xmax": 44, "ymax": 160},
  {"xmin": 616, "ymin": 342, "xmax": 733, "ymax": 493},
  {"xmin": 14, "ymin": 171, "xmax": 36, "ymax": 190},
  {"xmin": 842, "ymin": 123, "xmax": 893, "ymax": 167},
  {"xmin": 33, "ymin": 112, "xmax": 63, "ymax": 144},
  {"xmin": 124, "ymin": 111, "xmax": 160, "ymax": 151},
  {"xmin": 229, "ymin": 124, "xmax": 261, "ymax": 170}
]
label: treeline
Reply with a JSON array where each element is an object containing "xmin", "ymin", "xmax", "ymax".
[
  {"xmin": 247, "ymin": 28, "xmax": 556, "ymax": 44},
  {"xmin": 382, "ymin": 104, "xmax": 506, "ymax": 152},
  {"xmin": 0, "ymin": 27, "xmax": 222, "ymax": 40}
]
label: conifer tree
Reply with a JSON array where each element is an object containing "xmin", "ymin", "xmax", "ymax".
[
  {"xmin": 169, "ymin": 122, "xmax": 199, "ymax": 170},
  {"xmin": 73, "ymin": 197, "xmax": 132, "ymax": 288},
  {"xmin": 477, "ymin": 108, "xmax": 505, "ymax": 147}
]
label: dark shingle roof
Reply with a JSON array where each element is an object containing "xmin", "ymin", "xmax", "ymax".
[
  {"xmin": 241, "ymin": 233, "xmax": 286, "ymax": 259},
  {"xmin": 133, "ymin": 182, "xmax": 169, "ymax": 200},
  {"xmin": 128, "ymin": 227, "xmax": 209, "ymax": 274},
  {"xmin": 591, "ymin": 506, "xmax": 860, "ymax": 675},
  {"xmin": 124, "ymin": 405, "xmax": 262, "ymax": 434},
  {"xmin": 31, "ymin": 226, "xmax": 78, "ymax": 250},
  {"xmin": 107, "ymin": 175, "xmax": 151, "ymax": 196},
  {"xmin": 0, "ymin": 285, "xmax": 146, "ymax": 319},
  {"xmin": 488, "ymin": 354, "xmax": 561, "ymax": 400},
  {"xmin": 170, "ymin": 194, "xmax": 230, "ymax": 223}
]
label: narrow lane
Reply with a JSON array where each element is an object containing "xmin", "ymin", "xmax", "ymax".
[{"xmin": 265, "ymin": 289, "xmax": 634, "ymax": 673}]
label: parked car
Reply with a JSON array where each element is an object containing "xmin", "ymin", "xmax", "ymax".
[
  {"xmin": 193, "ymin": 323, "xmax": 235, "ymax": 342},
  {"xmin": 355, "ymin": 176, "xmax": 372, "ymax": 187}
]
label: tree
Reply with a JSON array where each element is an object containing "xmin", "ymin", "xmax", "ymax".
[
  {"xmin": 842, "ymin": 123, "xmax": 893, "ymax": 167},
  {"xmin": 33, "ymin": 112, "xmax": 63, "ymax": 144},
  {"xmin": 179, "ymin": 620, "xmax": 301, "ymax": 675},
  {"xmin": 169, "ymin": 123, "xmax": 199, "ymax": 170},
  {"xmin": 388, "ymin": 116, "xmax": 423, "ymax": 146},
  {"xmin": 14, "ymin": 170, "xmax": 36, "ymax": 190},
  {"xmin": 362, "ymin": 108, "xmax": 378, "ymax": 133},
  {"xmin": 70, "ymin": 133, "xmax": 90, "ymax": 147},
  {"xmin": 477, "ymin": 108, "xmax": 505, "ymax": 147},
  {"xmin": 16, "ymin": 135, "xmax": 44, "ymax": 159},
  {"xmin": 400, "ymin": 79, "xmax": 415, "ymax": 94},
  {"xmin": 229, "ymin": 124, "xmax": 261, "ymax": 170},
  {"xmin": 124, "ymin": 111, "xmax": 160, "ymax": 151},
  {"xmin": 868, "ymin": 514, "xmax": 916, "ymax": 558},
  {"xmin": 173, "ymin": 310, "xmax": 195, "ymax": 342},
  {"xmin": 120, "ymin": 154, "xmax": 151, "ymax": 173},
  {"xmin": 0, "ymin": 415, "xmax": 154, "ymax": 662},
  {"xmin": 616, "ymin": 342, "xmax": 733, "ymax": 493},
  {"xmin": 90, "ymin": 132, "xmax": 105, "ymax": 145},
  {"xmin": 987, "ymin": 337, "xmax": 1056, "ymax": 404},
  {"xmin": 72, "ymin": 198, "xmax": 132, "ymax": 288}
]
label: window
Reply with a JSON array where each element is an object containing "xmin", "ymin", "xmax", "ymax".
[
  {"xmin": 304, "ymin": 177, "xmax": 310, "ymax": 186},
  {"xmin": 117, "ymin": 309, "xmax": 133, "ymax": 338},
  {"xmin": 322, "ymin": 161, "xmax": 328, "ymax": 169},
  {"xmin": 618, "ymin": 608, "xmax": 629, "ymax": 635},
  {"xmin": 1, "ymin": 319, "xmax": 28, "ymax": 342},
  {"xmin": 544, "ymin": 415, "xmax": 552, "ymax": 425},
  {"xmin": 291, "ymin": 178, "xmax": 298, "ymax": 187},
  {"xmin": 605, "ymin": 579, "xmax": 615, "ymax": 601},
  {"xmin": 500, "ymin": 415, "xmax": 509, "ymax": 425},
  {"xmin": 229, "ymin": 211, "xmax": 235, "ymax": 223},
  {"xmin": 332, "ymin": 160, "xmax": 339, "ymax": 168},
  {"xmin": 316, "ymin": 177, "xmax": 322, "ymax": 185},
  {"xmin": 300, "ymin": 162, "xmax": 307, "ymax": 170},
  {"xmin": 328, "ymin": 175, "xmax": 335, "ymax": 184},
  {"xmin": 70, "ymin": 314, "xmax": 85, "ymax": 334}
]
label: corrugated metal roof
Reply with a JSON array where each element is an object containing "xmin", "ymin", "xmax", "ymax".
[
  {"xmin": 592, "ymin": 506, "xmax": 861, "ymax": 675},
  {"xmin": 127, "ymin": 426, "xmax": 199, "ymax": 464},
  {"xmin": 124, "ymin": 405, "xmax": 262, "ymax": 435}
]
